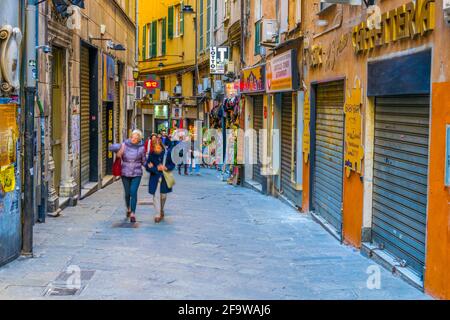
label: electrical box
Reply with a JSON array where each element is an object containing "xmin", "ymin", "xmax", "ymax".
[
  {"xmin": 135, "ymin": 86, "xmax": 143, "ymax": 100},
  {"xmin": 160, "ymin": 91, "xmax": 168, "ymax": 101}
]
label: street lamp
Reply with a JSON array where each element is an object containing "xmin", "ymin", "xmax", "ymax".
[
  {"xmin": 182, "ymin": 2, "xmax": 200, "ymax": 119},
  {"xmin": 133, "ymin": 67, "xmax": 139, "ymax": 80}
]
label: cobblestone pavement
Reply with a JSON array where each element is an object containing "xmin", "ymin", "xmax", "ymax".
[{"xmin": 0, "ymin": 169, "xmax": 430, "ymax": 299}]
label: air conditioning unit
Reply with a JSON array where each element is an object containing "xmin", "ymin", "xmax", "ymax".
[
  {"xmin": 261, "ymin": 19, "xmax": 279, "ymax": 45},
  {"xmin": 135, "ymin": 86, "xmax": 143, "ymax": 100},
  {"xmin": 160, "ymin": 91, "xmax": 169, "ymax": 101},
  {"xmin": 445, "ymin": 0, "xmax": 450, "ymax": 26}
]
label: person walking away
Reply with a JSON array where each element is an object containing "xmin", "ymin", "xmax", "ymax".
[
  {"xmin": 110, "ymin": 129, "xmax": 146, "ymax": 223},
  {"xmin": 146, "ymin": 139, "xmax": 176, "ymax": 223}
]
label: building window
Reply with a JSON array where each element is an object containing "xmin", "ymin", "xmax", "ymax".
[
  {"xmin": 254, "ymin": 20, "xmax": 262, "ymax": 56},
  {"xmin": 168, "ymin": 6, "xmax": 174, "ymax": 39},
  {"xmin": 214, "ymin": 0, "xmax": 218, "ymax": 29},
  {"xmin": 160, "ymin": 77, "xmax": 166, "ymax": 91},
  {"xmin": 142, "ymin": 24, "xmax": 147, "ymax": 60},
  {"xmin": 151, "ymin": 21, "xmax": 157, "ymax": 58},
  {"xmin": 180, "ymin": 1, "xmax": 184, "ymax": 36},
  {"xmin": 161, "ymin": 18, "xmax": 167, "ymax": 56},
  {"xmin": 295, "ymin": 0, "xmax": 302, "ymax": 24}
]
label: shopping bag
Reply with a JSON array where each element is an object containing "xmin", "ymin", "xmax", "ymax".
[{"xmin": 112, "ymin": 157, "xmax": 122, "ymax": 176}]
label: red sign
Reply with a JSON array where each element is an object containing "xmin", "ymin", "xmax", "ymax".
[{"xmin": 144, "ymin": 80, "xmax": 159, "ymax": 89}]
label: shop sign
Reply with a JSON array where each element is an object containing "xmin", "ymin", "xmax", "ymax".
[
  {"xmin": 352, "ymin": 0, "xmax": 435, "ymax": 54},
  {"xmin": 266, "ymin": 50, "xmax": 298, "ymax": 93},
  {"xmin": 210, "ymin": 46, "xmax": 229, "ymax": 75},
  {"xmin": 184, "ymin": 106, "xmax": 198, "ymax": 119},
  {"xmin": 302, "ymin": 91, "xmax": 310, "ymax": 163},
  {"xmin": 344, "ymin": 78, "xmax": 364, "ymax": 177},
  {"xmin": 144, "ymin": 74, "xmax": 159, "ymax": 94},
  {"xmin": 154, "ymin": 105, "xmax": 168, "ymax": 119},
  {"xmin": 225, "ymin": 81, "xmax": 240, "ymax": 98},
  {"xmin": 172, "ymin": 106, "xmax": 183, "ymax": 119},
  {"xmin": 240, "ymin": 64, "xmax": 265, "ymax": 93},
  {"xmin": 103, "ymin": 54, "xmax": 115, "ymax": 102}
]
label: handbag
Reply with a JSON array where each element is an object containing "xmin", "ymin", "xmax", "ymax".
[
  {"xmin": 162, "ymin": 150, "xmax": 176, "ymax": 189},
  {"xmin": 112, "ymin": 144, "xmax": 124, "ymax": 177}
]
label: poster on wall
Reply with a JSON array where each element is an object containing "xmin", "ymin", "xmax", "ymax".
[
  {"xmin": 0, "ymin": 104, "xmax": 18, "ymax": 168},
  {"xmin": 344, "ymin": 78, "xmax": 364, "ymax": 177},
  {"xmin": 103, "ymin": 54, "xmax": 115, "ymax": 102},
  {"xmin": 71, "ymin": 114, "xmax": 80, "ymax": 155},
  {"xmin": 241, "ymin": 64, "xmax": 265, "ymax": 93}
]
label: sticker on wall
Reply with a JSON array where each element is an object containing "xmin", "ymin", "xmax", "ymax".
[
  {"xmin": 303, "ymin": 90, "xmax": 311, "ymax": 163},
  {"xmin": 0, "ymin": 164, "xmax": 15, "ymax": 193},
  {"xmin": 344, "ymin": 77, "xmax": 364, "ymax": 178},
  {"xmin": 0, "ymin": 104, "xmax": 18, "ymax": 167}
]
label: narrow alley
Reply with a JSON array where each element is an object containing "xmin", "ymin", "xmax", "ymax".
[{"xmin": 0, "ymin": 170, "xmax": 429, "ymax": 300}]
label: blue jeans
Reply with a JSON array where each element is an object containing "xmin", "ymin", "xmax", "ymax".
[{"xmin": 121, "ymin": 176, "xmax": 142, "ymax": 213}]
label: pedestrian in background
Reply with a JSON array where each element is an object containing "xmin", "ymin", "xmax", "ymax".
[
  {"xmin": 110, "ymin": 129, "xmax": 146, "ymax": 223},
  {"xmin": 146, "ymin": 139, "xmax": 176, "ymax": 223}
]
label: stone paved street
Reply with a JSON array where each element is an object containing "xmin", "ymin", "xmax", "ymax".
[{"xmin": 0, "ymin": 169, "xmax": 430, "ymax": 299}]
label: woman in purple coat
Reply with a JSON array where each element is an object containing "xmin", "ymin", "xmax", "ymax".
[{"xmin": 110, "ymin": 129, "xmax": 146, "ymax": 223}]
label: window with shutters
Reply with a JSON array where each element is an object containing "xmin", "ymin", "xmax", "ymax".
[
  {"xmin": 142, "ymin": 24, "xmax": 147, "ymax": 60},
  {"xmin": 206, "ymin": 0, "xmax": 211, "ymax": 48},
  {"xmin": 168, "ymin": 6, "xmax": 174, "ymax": 39},
  {"xmin": 161, "ymin": 18, "xmax": 167, "ymax": 56},
  {"xmin": 180, "ymin": 1, "xmax": 184, "ymax": 36},
  {"xmin": 224, "ymin": 0, "xmax": 230, "ymax": 21},
  {"xmin": 199, "ymin": 0, "xmax": 204, "ymax": 51},
  {"xmin": 254, "ymin": 20, "xmax": 261, "ymax": 56},
  {"xmin": 151, "ymin": 21, "xmax": 157, "ymax": 58},
  {"xmin": 214, "ymin": 0, "xmax": 218, "ymax": 29}
]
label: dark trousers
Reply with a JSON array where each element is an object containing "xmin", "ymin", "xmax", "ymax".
[
  {"xmin": 178, "ymin": 163, "xmax": 188, "ymax": 174},
  {"xmin": 121, "ymin": 176, "xmax": 142, "ymax": 213}
]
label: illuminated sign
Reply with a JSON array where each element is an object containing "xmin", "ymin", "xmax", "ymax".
[{"xmin": 144, "ymin": 80, "xmax": 159, "ymax": 89}]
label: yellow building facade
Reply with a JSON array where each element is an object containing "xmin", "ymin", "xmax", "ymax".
[{"xmin": 138, "ymin": 0, "xmax": 197, "ymax": 135}]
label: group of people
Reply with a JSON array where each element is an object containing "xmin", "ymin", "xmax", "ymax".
[{"xmin": 110, "ymin": 129, "xmax": 176, "ymax": 224}]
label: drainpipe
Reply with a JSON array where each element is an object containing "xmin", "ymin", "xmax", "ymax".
[
  {"xmin": 22, "ymin": 0, "xmax": 37, "ymax": 256},
  {"xmin": 134, "ymin": 0, "xmax": 138, "ymax": 130}
]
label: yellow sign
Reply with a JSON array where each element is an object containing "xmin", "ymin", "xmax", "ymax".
[
  {"xmin": 352, "ymin": 0, "xmax": 435, "ymax": 54},
  {"xmin": 0, "ymin": 104, "xmax": 18, "ymax": 167},
  {"xmin": 303, "ymin": 91, "xmax": 310, "ymax": 164},
  {"xmin": 0, "ymin": 165, "xmax": 15, "ymax": 193},
  {"xmin": 344, "ymin": 78, "xmax": 364, "ymax": 178}
]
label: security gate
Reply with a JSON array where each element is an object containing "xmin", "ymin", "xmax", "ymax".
[
  {"xmin": 252, "ymin": 95, "xmax": 264, "ymax": 185},
  {"xmin": 372, "ymin": 95, "xmax": 430, "ymax": 277},
  {"xmin": 80, "ymin": 46, "xmax": 91, "ymax": 188},
  {"xmin": 312, "ymin": 81, "xmax": 345, "ymax": 233},
  {"xmin": 280, "ymin": 93, "xmax": 299, "ymax": 204}
]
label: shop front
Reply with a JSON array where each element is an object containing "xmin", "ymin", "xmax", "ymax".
[
  {"xmin": 241, "ymin": 64, "xmax": 266, "ymax": 191},
  {"xmin": 154, "ymin": 104, "xmax": 169, "ymax": 134},
  {"xmin": 266, "ymin": 49, "xmax": 302, "ymax": 207}
]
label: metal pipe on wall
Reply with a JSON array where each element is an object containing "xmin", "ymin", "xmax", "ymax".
[{"xmin": 22, "ymin": 0, "xmax": 37, "ymax": 256}]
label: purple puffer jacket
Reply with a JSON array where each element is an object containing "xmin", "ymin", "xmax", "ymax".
[{"xmin": 110, "ymin": 139, "xmax": 146, "ymax": 177}]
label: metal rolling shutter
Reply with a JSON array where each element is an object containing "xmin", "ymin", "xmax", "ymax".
[
  {"xmin": 253, "ymin": 95, "xmax": 264, "ymax": 185},
  {"xmin": 313, "ymin": 81, "xmax": 344, "ymax": 233},
  {"xmin": 372, "ymin": 95, "xmax": 430, "ymax": 277},
  {"xmin": 281, "ymin": 93, "xmax": 297, "ymax": 203},
  {"xmin": 80, "ymin": 46, "xmax": 90, "ymax": 187},
  {"xmin": 102, "ymin": 103, "xmax": 107, "ymax": 177}
]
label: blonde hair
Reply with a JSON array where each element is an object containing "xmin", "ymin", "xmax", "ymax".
[{"xmin": 131, "ymin": 129, "xmax": 143, "ymax": 140}]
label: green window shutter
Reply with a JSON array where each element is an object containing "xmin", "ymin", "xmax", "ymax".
[
  {"xmin": 142, "ymin": 24, "xmax": 147, "ymax": 60},
  {"xmin": 151, "ymin": 21, "xmax": 157, "ymax": 58},
  {"xmin": 214, "ymin": 0, "xmax": 218, "ymax": 29},
  {"xmin": 255, "ymin": 21, "xmax": 261, "ymax": 55},
  {"xmin": 180, "ymin": 2, "xmax": 184, "ymax": 36},
  {"xmin": 162, "ymin": 18, "xmax": 167, "ymax": 55},
  {"xmin": 168, "ymin": 6, "xmax": 174, "ymax": 39}
]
